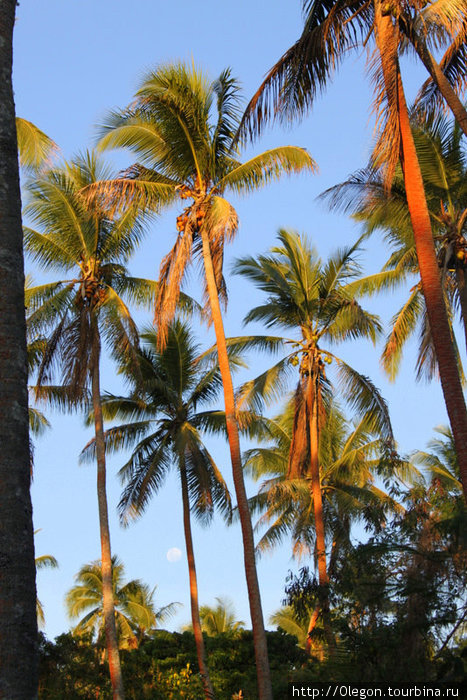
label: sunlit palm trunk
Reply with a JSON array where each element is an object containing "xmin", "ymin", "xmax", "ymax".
[
  {"xmin": 307, "ymin": 366, "xmax": 333, "ymax": 653},
  {"xmin": 414, "ymin": 45, "xmax": 467, "ymax": 137},
  {"xmin": 180, "ymin": 461, "xmax": 215, "ymax": 700},
  {"xmin": 91, "ymin": 329, "xmax": 125, "ymax": 700},
  {"xmin": 455, "ymin": 268, "xmax": 467, "ymax": 354},
  {"xmin": 375, "ymin": 7, "xmax": 467, "ymax": 504},
  {"xmin": 200, "ymin": 227, "xmax": 273, "ymax": 700},
  {"xmin": 0, "ymin": 2, "xmax": 38, "ymax": 695}
]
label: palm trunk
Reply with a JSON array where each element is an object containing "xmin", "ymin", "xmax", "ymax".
[
  {"xmin": 455, "ymin": 267, "xmax": 467, "ymax": 354},
  {"xmin": 413, "ymin": 43, "xmax": 467, "ymax": 137},
  {"xmin": 180, "ymin": 461, "xmax": 215, "ymax": 700},
  {"xmin": 375, "ymin": 8, "xmax": 467, "ymax": 504},
  {"xmin": 199, "ymin": 227, "xmax": 273, "ymax": 700},
  {"xmin": 91, "ymin": 329, "xmax": 125, "ymax": 700},
  {"xmin": 307, "ymin": 364, "xmax": 333, "ymax": 652},
  {"xmin": 0, "ymin": 2, "xmax": 38, "ymax": 696},
  {"xmin": 397, "ymin": 77, "xmax": 467, "ymax": 501},
  {"xmin": 305, "ymin": 603, "xmax": 321, "ymax": 654}
]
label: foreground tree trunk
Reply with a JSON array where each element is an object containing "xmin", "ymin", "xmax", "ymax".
[
  {"xmin": 0, "ymin": 2, "xmax": 38, "ymax": 697},
  {"xmin": 375, "ymin": 7, "xmax": 467, "ymax": 502},
  {"xmin": 200, "ymin": 227, "xmax": 273, "ymax": 700},
  {"xmin": 180, "ymin": 462, "xmax": 215, "ymax": 700},
  {"xmin": 91, "ymin": 331, "xmax": 125, "ymax": 700}
]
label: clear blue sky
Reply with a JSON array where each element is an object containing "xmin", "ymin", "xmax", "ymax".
[{"xmin": 14, "ymin": 0, "xmax": 451, "ymax": 639}]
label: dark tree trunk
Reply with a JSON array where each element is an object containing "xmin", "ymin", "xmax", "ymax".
[
  {"xmin": 200, "ymin": 227, "xmax": 273, "ymax": 700},
  {"xmin": 0, "ymin": 2, "xmax": 38, "ymax": 697},
  {"xmin": 91, "ymin": 330, "xmax": 125, "ymax": 700},
  {"xmin": 180, "ymin": 462, "xmax": 215, "ymax": 699}
]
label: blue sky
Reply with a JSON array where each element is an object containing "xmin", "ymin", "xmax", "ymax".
[{"xmin": 14, "ymin": 1, "xmax": 451, "ymax": 639}]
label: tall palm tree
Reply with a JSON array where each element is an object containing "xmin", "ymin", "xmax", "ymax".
[
  {"xmin": 92, "ymin": 61, "xmax": 316, "ymax": 700},
  {"xmin": 81, "ymin": 321, "xmax": 233, "ymax": 700},
  {"xmin": 232, "ymin": 229, "xmax": 394, "ymax": 648},
  {"xmin": 240, "ymin": 0, "xmax": 467, "ymax": 504},
  {"xmin": 25, "ymin": 151, "xmax": 154, "ymax": 700},
  {"xmin": 0, "ymin": 2, "xmax": 37, "ymax": 695},
  {"xmin": 321, "ymin": 113, "xmax": 467, "ymax": 381},
  {"xmin": 66, "ymin": 556, "xmax": 178, "ymax": 650}
]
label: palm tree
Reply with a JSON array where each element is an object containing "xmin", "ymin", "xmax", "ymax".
[
  {"xmin": 244, "ymin": 398, "xmax": 400, "ymax": 651},
  {"xmin": 269, "ymin": 606, "xmax": 310, "ymax": 650},
  {"xmin": 198, "ymin": 597, "xmax": 245, "ymax": 637},
  {"xmin": 92, "ymin": 61, "xmax": 316, "ymax": 700},
  {"xmin": 411, "ymin": 11, "xmax": 467, "ymax": 134},
  {"xmin": 81, "ymin": 321, "xmax": 233, "ymax": 700},
  {"xmin": 412, "ymin": 425, "xmax": 463, "ymax": 496},
  {"xmin": 0, "ymin": 2, "xmax": 37, "ymax": 695},
  {"xmin": 66, "ymin": 556, "xmax": 177, "ymax": 650},
  {"xmin": 240, "ymin": 0, "xmax": 467, "ymax": 504},
  {"xmin": 24, "ymin": 151, "xmax": 155, "ymax": 700},
  {"xmin": 232, "ymin": 229, "xmax": 394, "ymax": 648},
  {"xmin": 321, "ymin": 113, "xmax": 467, "ymax": 381}
]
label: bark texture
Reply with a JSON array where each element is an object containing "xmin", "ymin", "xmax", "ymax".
[
  {"xmin": 180, "ymin": 463, "xmax": 215, "ymax": 699},
  {"xmin": 91, "ymin": 332, "xmax": 125, "ymax": 700},
  {"xmin": 200, "ymin": 228, "xmax": 273, "ymax": 700},
  {"xmin": 0, "ymin": 2, "xmax": 38, "ymax": 697}
]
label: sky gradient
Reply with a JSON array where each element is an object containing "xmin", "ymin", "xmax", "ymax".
[{"xmin": 14, "ymin": 0, "xmax": 450, "ymax": 639}]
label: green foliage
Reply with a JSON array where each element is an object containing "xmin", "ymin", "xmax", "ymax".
[
  {"xmin": 16, "ymin": 117, "xmax": 58, "ymax": 172},
  {"xmin": 94, "ymin": 62, "xmax": 315, "ymax": 344},
  {"xmin": 198, "ymin": 597, "xmax": 245, "ymax": 637},
  {"xmin": 233, "ymin": 229, "xmax": 393, "ymax": 443},
  {"xmin": 38, "ymin": 632, "xmax": 111, "ymax": 698},
  {"xmin": 65, "ymin": 556, "xmax": 178, "ymax": 650},
  {"xmin": 38, "ymin": 629, "xmax": 308, "ymax": 699},
  {"xmin": 322, "ymin": 115, "xmax": 467, "ymax": 381},
  {"xmin": 80, "ymin": 320, "xmax": 232, "ymax": 526}
]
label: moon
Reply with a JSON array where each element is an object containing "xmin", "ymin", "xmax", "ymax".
[{"xmin": 166, "ymin": 547, "xmax": 182, "ymax": 563}]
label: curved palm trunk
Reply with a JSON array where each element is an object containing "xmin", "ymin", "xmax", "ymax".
[
  {"xmin": 199, "ymin": 227, "xmax": 273, "ymax": 700},
  {"xmin": 91, "ymin": 330, "xmax": 125, "ymax": 700},
  {"xmin": 375, "ymin": 9, "xmax": 467, "ymax": 504},
  {"xmin": 412, "ymin": 42, "xmax": 467, "ymax": 137},
  {"xmin": 307, "ymin": 366, "xmax": 334, "ymax": 653},
  {"xmin": 180, "ymin": 461, "xmax": 215, "ymax": 700},
  {"xmin": 0, "ymin": 2, "xmax": 38, "ymax": 696}
]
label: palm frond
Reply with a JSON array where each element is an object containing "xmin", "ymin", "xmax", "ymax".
[
  {"xmin": 217, "ymin": 146, "xmax": 316, "ymax": 194},
  {"xmin": 334, "ymin": 358, "xmax": 394, "ymax": 444},
  {"xmin": 16, "ymin": 117, "xmax": 58, "ymax": 171}
]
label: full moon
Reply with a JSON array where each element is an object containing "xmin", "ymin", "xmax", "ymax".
[{"xmin": 166, "ymin": 547, "xmax": 182, "ymax": 563}]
